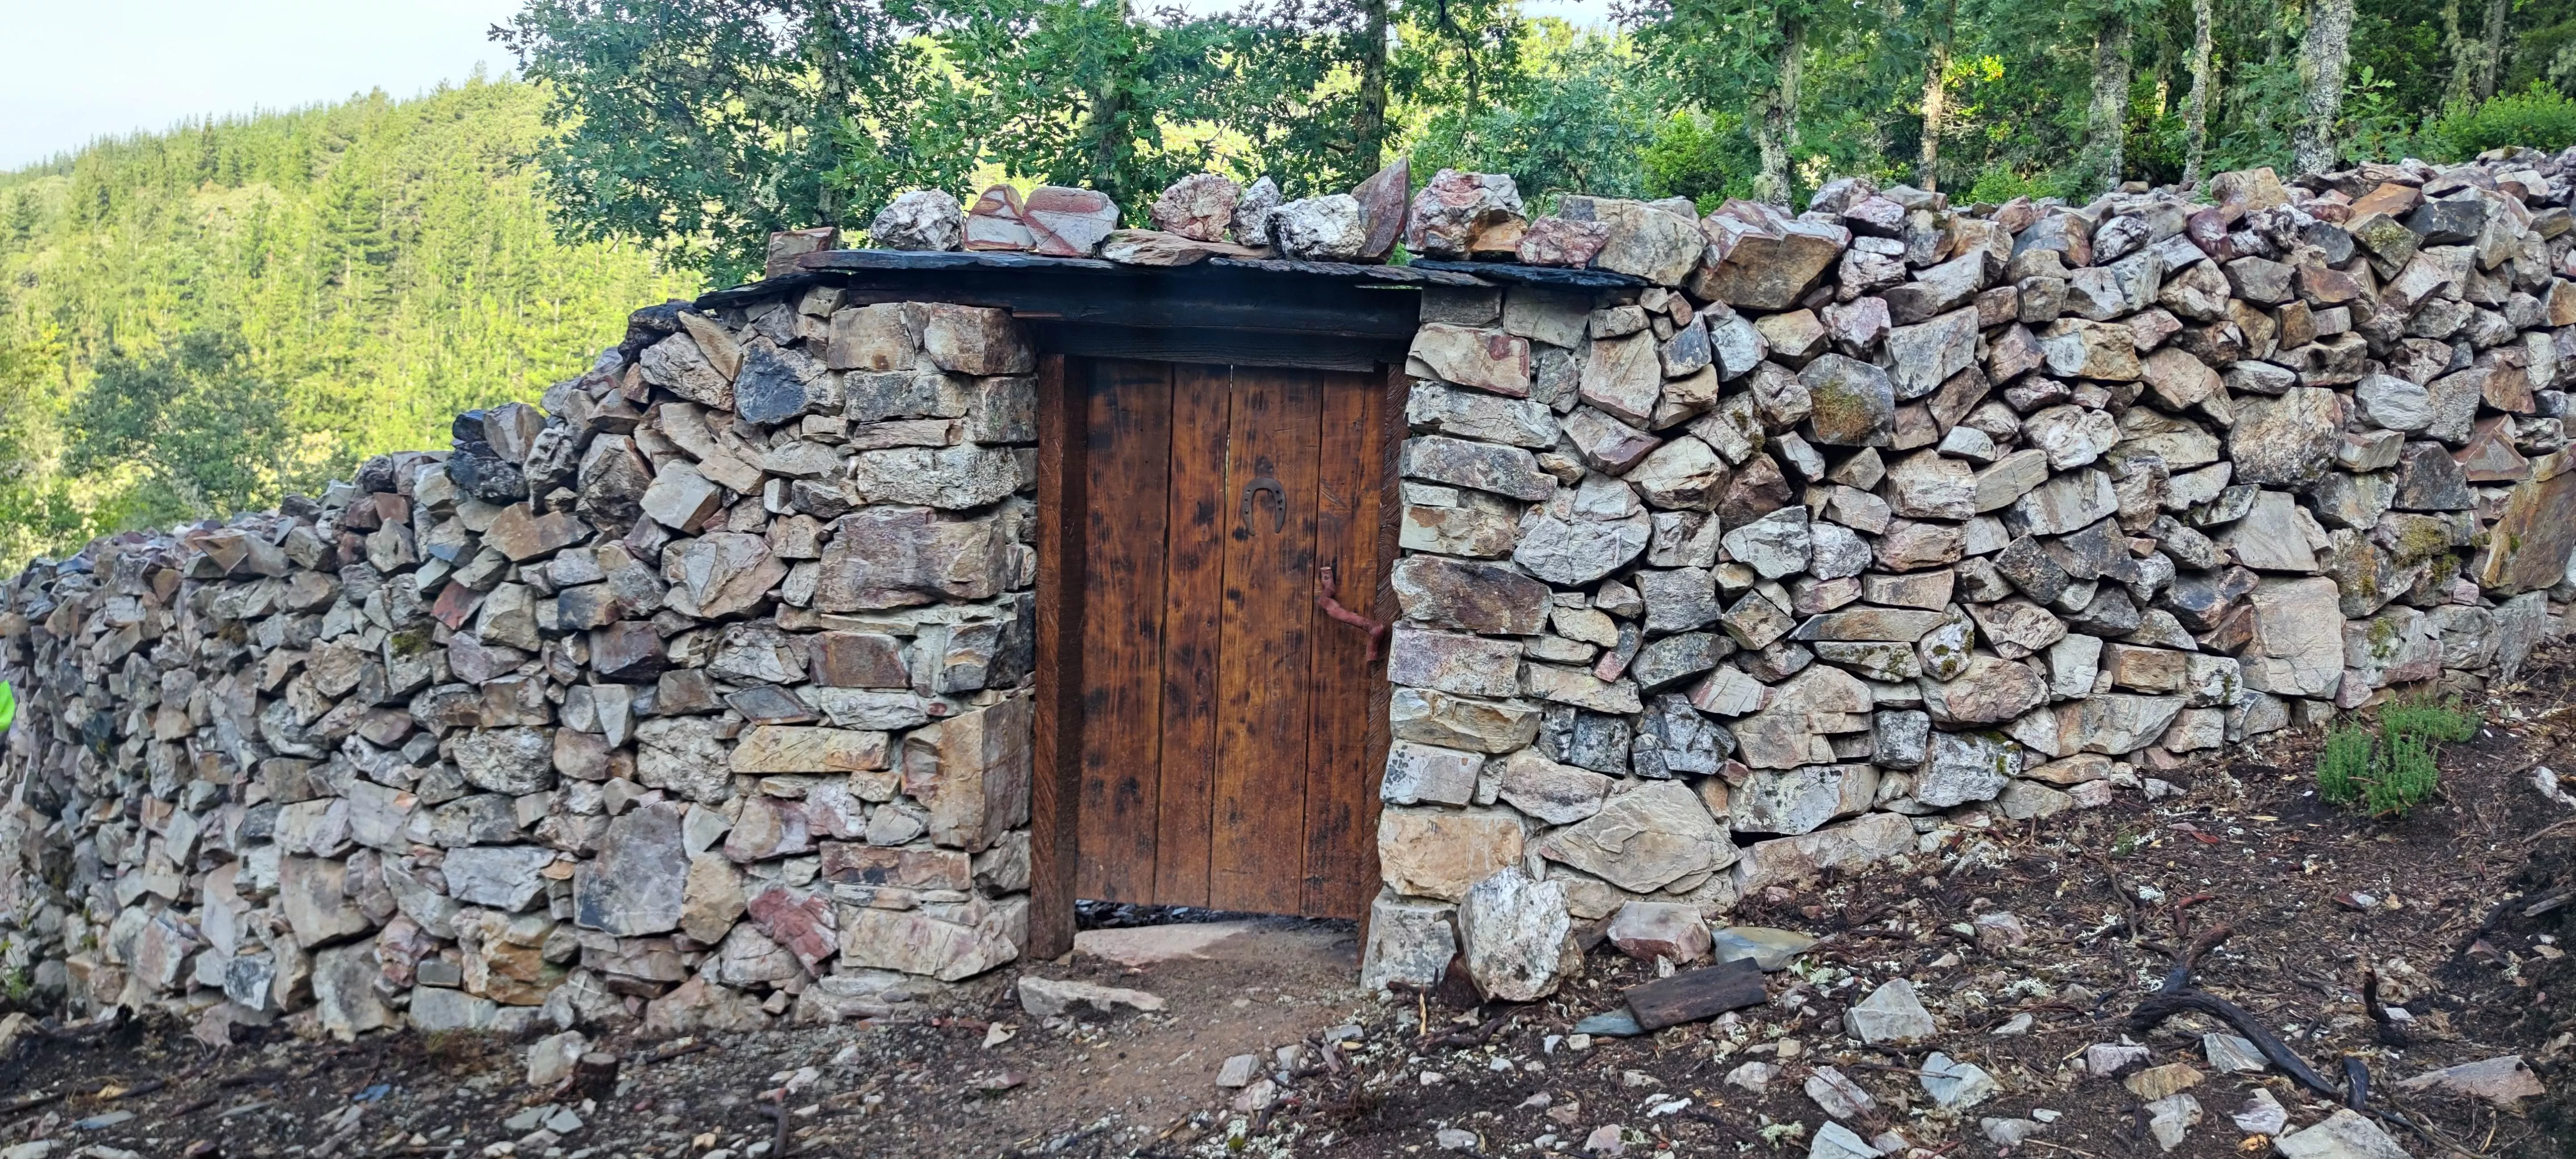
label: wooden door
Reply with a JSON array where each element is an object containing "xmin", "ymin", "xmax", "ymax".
[{"xmin": 1066, "ymin": 357, "xmax": 1396, "ymax": 920}]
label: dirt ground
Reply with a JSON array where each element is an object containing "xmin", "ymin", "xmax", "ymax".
[{"xmin": 5, "ymin": 652, "xmax": 2576, "ymax": 1159}]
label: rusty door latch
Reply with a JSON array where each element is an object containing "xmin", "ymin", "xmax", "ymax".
[
  {"xmin": 1316, "ymin": 564, "xmax": 1388, "ymax": 662},
  {"xmin": 1240, "ymin": 477, "xmax": 1285, "ymax": 532}
]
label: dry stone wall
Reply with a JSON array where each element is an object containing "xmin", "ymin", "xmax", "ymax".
[
  {"xmin": 1361, "ymin": 152, "xmax": 2576, "ymax": 999},
  {"xmin": 0, "ymin": 294, "xmax": 1046, "ymax": 1039},
  {"xmin": 12, "ymin": 145, "xmax": 2576, "ymax": 1037}
]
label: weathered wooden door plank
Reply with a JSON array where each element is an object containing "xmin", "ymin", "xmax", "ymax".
[
  {"xmin": 1029, "ymin": 354, "xmax": 1085, "ymax": 959},
  {"xmin": 1151, "ymin": 366, "xmax": 1233, "ymax": 907},
  {"xmin": 1301, "ymin": 371, "xmax": 1390, "ymax": 920},
  {"xmin": 1074, "ymin": 360, "xmax": 1175, "ymax": 903},
  {"xmin": 1210, "ymin": 370, "xmax": 1322, "ymax": 915}
]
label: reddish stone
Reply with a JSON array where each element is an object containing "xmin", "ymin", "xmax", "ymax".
[
  {"xmin": 1517, "ymin": 216, "xmax": 1610, "ymax": 266},
  {"xmin": 2480, "ymin": 358, "xmax": 2536, "ymax": 414},
  {"xmin": 2455, "ymin": 416, "xmax": 2533, "ymax": 483},
  {"xmin": 765, "ymin": 227, "xmax": 838, "ymax": 278},
  {"xmin": 1404, "ymin": 169, "xmax": 1523, "ymax": 258},
  {"xmin": 485, "ymin": 504, "xmax": 589, "ymax": 562},
  {"xmin": 591, "ymin": 621, "xmax": 667, "ymax": 681},
  {"xmin": 1148, "ymin": 173, "xmax": 1239, "ymax": 243},
  {"xmin": 1352, "ymin": 155, "xmax": 1411, "ymax": 261},
  {"xmin": 963, "ymin": 184, "xmax": 1034, "ymax": 252},
  {"xmin": 1469, "ymin": 216, "xmax": 1525, "ymax": 259},
  {"xmin": 1841, "ymin": 195, "xmax": 1907, "ymax": 238},
  {"xmin": 2348, "ymin": 182, "xmax": 2423, "ymax": 220},
  {"xmin": 2185, "ymin": 208, "xmax": 2235, "ymax": 260},
  {"xmin": 1717, "ymin": 453, "xmax": 1795, "ymax": 526},
  {"xmin": 819, "ymin": 842, "xmax": 974, "ymax": 891},
  {"xmin": 432, "ymin": 581, "xmax": 486, "ymax": 630},
  {"xmin": 1023, "ymin": 186, "xmax": 1120, "ymax": 257},
  {"xmin": 744, "ymin": 886, "xmax": 838, "ymax": 973},
  {"xmin": 812, "ymin": 631, "xmax": 910, "ymax": 688},
  {"xmin": 724, "ymin": 795, "xmax": 814, "ymax": 862}
]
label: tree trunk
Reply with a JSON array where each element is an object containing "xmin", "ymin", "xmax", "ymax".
[
  {"xmin": 806, "ymin": 0, "xmax": 856, "ymax": 224},
  {"xmin": 2295, "ymin": 0, "xmax": 2355, "ymax": 175},
  {"xmin": 2182, "ymin": 0, "xmax": 2214, "ymax": 188},
  {"xmin": 2085, "ymin": 13, "xmax": 2133, "ymax": 194},
  {"xmin": 1355, "ymin": 0, "xmax": 1388, "ymax": 176},
  {"xmin": 1751, "ymin": 13, "xmax": 1807, "ymax": 206},
  {"xmin": 1918, "ymin": 0, "xmax": 1952, "ymax": 191},
  {"xmin": 2476, "ymin": 0, "xmax": 2508, "ymax": 100},
  {"xmin": 2444, "ymin": 0, "xmax": 2477, "ymax": 107}
]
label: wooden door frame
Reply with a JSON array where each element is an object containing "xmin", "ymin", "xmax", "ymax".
[{"xmin": 1026, "ymin": 353, "xmax": 1408, "ymax": 959}]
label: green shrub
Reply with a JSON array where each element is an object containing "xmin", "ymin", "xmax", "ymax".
[
  {"xmin": 1962, "ymin": 165, "xmax": 2072, "ymax": 205},
  {"xmin": 2317, "ymin": 723, "xmax": 2375, "ymax": 805},
  {"xmin": 2433, "ymin": 82, "xmax": 2576, "ymax": 161},
  {"xmin": 2369, "ymin": 733, "xmax": 2441, "ymax": 816},
  {"xmin": 2381, "ymin": 696, "xmax": 2480, "ymax": 744},
  {"xmin": 2313, "ymin": 697, "xmax": 2479, "ymax": 817}
]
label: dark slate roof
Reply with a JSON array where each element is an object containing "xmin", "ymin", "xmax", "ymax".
[{"xmin": 695, "ymin": 249, "xmax": 1645, "ymax": 343}]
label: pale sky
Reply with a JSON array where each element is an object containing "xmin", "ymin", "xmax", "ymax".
[
  {"xmin": 1, "ymin": 0, "xmax": 531, "ymax": 170},
  {"xmin": 1, "ymin": 0, "xmax": 1617, "ymax": 171}
]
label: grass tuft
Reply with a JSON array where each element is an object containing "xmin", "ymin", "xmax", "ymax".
[{"xmin": 2313, "ymin": 695, "xmax": 2478, "ymax": 818}]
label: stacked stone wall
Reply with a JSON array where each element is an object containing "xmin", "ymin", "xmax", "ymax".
[
  {"xmin": 0, "ymin": 294, "xmax": 1044, "ymax": 1037},
  {"xmin": 1362, "ymin": 153, "xmax": 2576, "ymax": 996},
  {"xmin": 13, "ymin": 145, "xmax": 2576, "ymax": 1032}
]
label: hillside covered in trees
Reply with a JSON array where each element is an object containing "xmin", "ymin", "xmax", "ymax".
[{"xmin": 0, "ymin": 77, "xmax": 697, "ymax": 570}]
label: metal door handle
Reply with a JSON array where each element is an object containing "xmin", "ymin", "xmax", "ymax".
[
  {"xmin": 1316, "ymin": 564, "xmax": 1388, "ymax": 662},
  {"xmin": 1241, "ymin": 478, "xmax": 1285, "ymax": 532}
]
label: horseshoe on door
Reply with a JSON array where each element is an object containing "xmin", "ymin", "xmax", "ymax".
[{"xmin": 1240, "ymin": 477, "xmax": 1285, "ymax": 532}]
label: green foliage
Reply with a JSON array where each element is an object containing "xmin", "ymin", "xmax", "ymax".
[
  {"xmin": 1410, "ymin": 24, "xmax": 1657, "ymax": 203},
  {"xmin": 895, "ymin": 0, "xmax": 1221, "ymax": 210},
  {"xmin": 65, "ymin": 327, "xmax": 292, "ymax": 525},
  {"xmin": 1961, "ymin": 165, "xmax": 2070, "ymax": 205},
  {"xmin": 1641, "ymin": 110, "xmax": 1751, "ymax": 209},
  {"xmin": 2434, "ymin": 81, "xmax": 2576, "ymax": 160},
  {"xmin": 496, "ymin": 0, "xmax": 2576, "ymax": 270},
  {"xmin": 2314, "ymin": 697, "xmax": 2480, "ymax": 818},
  {"xmin": 0, "ymin": 79, "xmax": 697, "ymax": 571},
  {"xmin": 497, "ymin": 0, "xmax": 979, "ymax": 284},
  {"xmin": 2339, "ymin": 66, "xmax": 2435, "ymax": 167}
]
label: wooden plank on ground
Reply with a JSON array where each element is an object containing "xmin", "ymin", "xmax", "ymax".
[
  {"xmin": 1074, "ymin": 359, "xmax": 1174, "ymax": 904},
  {"xmin": 1624, "ymin": 959, "xmax": 1769, "ymax": 1031},
  {"xmin": 1028, "ymin": 353, "xmax": 1086, "ymax": 959},
  {"xmin": 1300, "ymin": 370, "xmax": 1390, "ymax": 920},
  {"xmin": 1152, "ymin": 365, "xmax": 1233, "ymax": 907},
  {"xmin": 1210, "ymin": 367, "xmax": 1322, "ymax": 914}
]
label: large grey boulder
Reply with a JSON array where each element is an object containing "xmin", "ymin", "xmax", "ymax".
[
  {"xmin": 870, "ymin": 190, "xmax": 964, "ymax": 251},
  {"xmin": 1533, "ymin": 780, "xmax": 1731, "ymax": 892},
  {"xmin": 574, "ymin": 802, "xmax": 690, "ymax": 935},
  {"xmin": 1800, "ymin": 355, "xmax": 1897, "ymax": 446},
  {"xmin": 2229, "ymin": 388, "xmax": 2349, "ymax": 488},
  {"xmin": 1360, "ymin": 893, "xmax": 1458, "ymax": 991},
  {"xmin": 1916, "ymin": 730, "xmax": 2021, "ymax": 806},
  {"xmin": 1456, "ymin": 867, "xmax": 1576, "ymax": 1002},
  {"xmin": 1273, "ymin": 195, "xmax": 1369, "ymax": 261}
]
